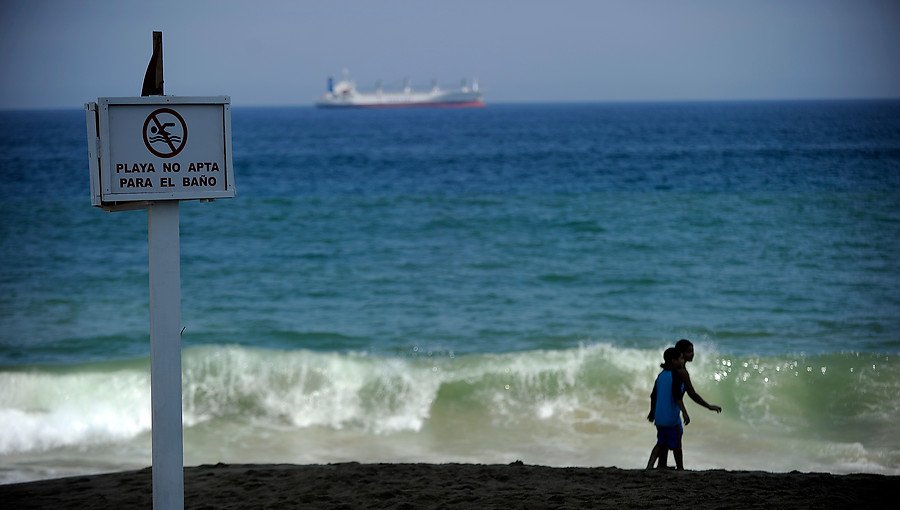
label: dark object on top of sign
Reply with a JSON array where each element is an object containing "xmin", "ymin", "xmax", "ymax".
[{"xmin": 142, "ymin": 31, "xmax": 164, "ymax": 96}]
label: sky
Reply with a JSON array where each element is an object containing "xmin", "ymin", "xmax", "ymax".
[{"xmin": 1, "ymin": 0, "xmax": 899, "ymax": 109}]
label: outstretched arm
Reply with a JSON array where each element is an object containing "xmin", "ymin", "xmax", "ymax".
[{"xmin": 676, "ymin": 368, "xmax": 722, "ymax": 413}]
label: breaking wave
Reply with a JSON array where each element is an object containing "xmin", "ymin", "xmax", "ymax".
[{"xmin": 1, "ymin": 344, "xmax": 897, "ymax": 480}]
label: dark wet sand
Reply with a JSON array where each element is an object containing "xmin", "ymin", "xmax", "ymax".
[{"xmin": 0, "ymin": 462, "xmax": 893, "ymax": 509}]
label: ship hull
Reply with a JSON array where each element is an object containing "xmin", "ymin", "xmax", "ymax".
[{"xmin": 316, "ymin": 99, "xmax": 485, "ymax": 109}]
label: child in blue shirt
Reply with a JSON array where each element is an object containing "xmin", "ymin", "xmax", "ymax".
[{"xmin": 646, "ymin": 347, "xmax": 689, "ymax": 470}]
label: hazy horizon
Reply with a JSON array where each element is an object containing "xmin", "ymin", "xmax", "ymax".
[
  {"xmin": 2, "ymin": 0, "xmax": 899, "ymax": 109},
  {"xmin": 5, "ymin": 97, "xmax": 900, "ymax": 113}
]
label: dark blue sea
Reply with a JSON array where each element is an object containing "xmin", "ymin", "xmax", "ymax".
[{"xmin": 1, "ymin": 101, "xmax": 898, "ymax": 482}]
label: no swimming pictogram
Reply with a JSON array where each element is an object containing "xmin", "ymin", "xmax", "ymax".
[{"xmin": 143, "ymin": 108, "xmax": 188, "ymax": 158}]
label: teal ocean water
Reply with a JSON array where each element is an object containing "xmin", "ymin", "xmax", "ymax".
[{"xmin": 1, "ymin": 102, "xmax": 898, "ymax": 482}]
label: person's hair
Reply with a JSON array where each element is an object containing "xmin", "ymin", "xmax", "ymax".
[
  {"xmin": 661, "ymin": 347, "xmax": 680, "ymax": 369},
  {"xmin": 674, "ymin": 339, "xmax": 693, "ymax": 354}
]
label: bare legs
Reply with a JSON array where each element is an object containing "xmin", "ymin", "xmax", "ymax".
[
  {"xmin": 672, "ymin": 448, "xmax": 684, "ymax": 470},
  {"xmin": 646, "ymin": 445, "xmax": 683, "ymax": 470},
  {"xmin": 646, "ymin": 444, "xmax": 663, "ymax": 469}
]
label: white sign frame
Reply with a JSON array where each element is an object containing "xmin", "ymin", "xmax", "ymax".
[{"xmin": 86, "ymin": 96, "xmax": 235, "ymax": 208}]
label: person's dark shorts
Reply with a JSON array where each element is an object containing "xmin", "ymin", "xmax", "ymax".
[{"xmin": 656, "ymin": 424, "xmax": 683, "ymax": 449}]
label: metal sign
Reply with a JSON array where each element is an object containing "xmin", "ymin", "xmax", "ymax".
[{"xmin": 86, "ymin": 96, "xmax": 235, "ymax": 208}]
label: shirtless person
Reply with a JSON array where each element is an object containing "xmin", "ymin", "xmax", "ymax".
[{"xmin": 675, "ymin": 339, "xmax": 723, "ymax": 416}]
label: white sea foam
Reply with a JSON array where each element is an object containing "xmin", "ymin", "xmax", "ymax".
[
  {"xmin": 0, "ymin": 369, "xmax": 150, "ymax": 454},
  {"xmin": 1, "ymin": 344, "xmax": 898, "ymax": 483}
]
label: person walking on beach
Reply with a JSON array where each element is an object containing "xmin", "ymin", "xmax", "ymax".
[
  {"xmin": 646, "ymin": 348, "xmax": 689, "ymax": 469},
  {"xmin": 674, "ymin": 339, "xmax": 722, "ymax": 416},
  {"xmin": 647, "ymin": 339, "xmax": 723, "ymax": 469}
]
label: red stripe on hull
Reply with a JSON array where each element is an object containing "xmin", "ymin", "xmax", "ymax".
[{"xmin": 317, "ymin": 100, "xmax": 485, "ymax": 110}]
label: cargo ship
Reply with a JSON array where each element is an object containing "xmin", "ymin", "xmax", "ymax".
[{"xmin": 316, "ymin": 75, "xmax": 484, "ymax": 109}]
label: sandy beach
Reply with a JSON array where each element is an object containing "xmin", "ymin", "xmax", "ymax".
[{"xmin": 0, "ymin": 462, "xmax": 892, "ymax": 509}]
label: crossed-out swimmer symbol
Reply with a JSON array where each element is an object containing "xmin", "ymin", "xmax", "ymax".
[{"xmin": 143, "ymin": 108, "xmax": 188, "ymax": 158}]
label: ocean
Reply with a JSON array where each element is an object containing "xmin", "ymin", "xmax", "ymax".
[{"xmin": 0, "ymin": 101, "xmax": 898, "ymax": 483}]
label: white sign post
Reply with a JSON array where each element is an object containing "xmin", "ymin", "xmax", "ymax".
[
  {"xmin": 148, "ymin": 199, "xmax": 183, "ymax": 509},
  {"xmin": 85, "ymin": 92, "xmax": 234, "ymax": 508}
]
